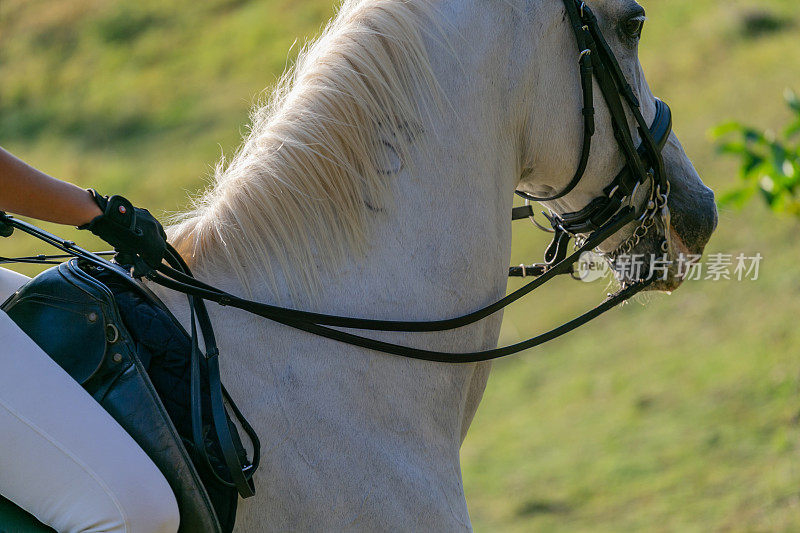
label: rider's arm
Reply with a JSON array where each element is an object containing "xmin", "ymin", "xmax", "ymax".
[
  {"xmin": 0, "ymin": 147, "xmax": 168, "ymax": 270},
  {"xmin": 0, "ymin": 147, "xmax": 102, "ymax": 226}
]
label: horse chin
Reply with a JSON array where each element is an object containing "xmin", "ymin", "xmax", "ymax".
[
  {"xmin": 648, "ymin": 275, "xmax": 683, "ymax": 294},
  {"xmin": 611, "ymin": 223, "xmax": 708, "ymax": 294}
]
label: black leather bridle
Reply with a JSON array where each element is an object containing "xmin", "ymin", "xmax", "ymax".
[
  {"xmin": 1, "ymin": 0, "xmax": 674, "ymax": 366},
  {"xmin": 513, "ymin": 0, "xmax": 673, "ymax": 277}
]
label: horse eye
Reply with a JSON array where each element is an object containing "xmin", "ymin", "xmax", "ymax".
[{"xmin": 622, "ymin": 16, "xmax": 646, "ymax": 40}]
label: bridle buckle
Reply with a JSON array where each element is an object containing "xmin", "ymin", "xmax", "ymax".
[{"xmin": 525, "ymin": 199, "xmax": 557, "ymax": 233}]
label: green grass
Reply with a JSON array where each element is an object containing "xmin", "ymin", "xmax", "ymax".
[{"xmin": 2, "ymin": 0, "xmax": 799, "ymax": 531}]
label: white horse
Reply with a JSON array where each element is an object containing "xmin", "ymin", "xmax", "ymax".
[{"xmin": 159, "ymin": 0, "xmax": 717, "ymax": 529}]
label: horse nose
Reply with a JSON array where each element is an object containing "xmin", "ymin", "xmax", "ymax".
[{"xmin": 668, "ymin": 184, "xmax": 718, "ymax": 254}]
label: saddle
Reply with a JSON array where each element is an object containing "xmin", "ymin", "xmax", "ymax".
[{"xmin": 0, "ymin": 259, "xmax": 259, "ymax": 533}]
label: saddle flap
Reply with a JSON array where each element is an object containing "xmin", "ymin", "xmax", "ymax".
[
  {"xmin": 2, "ymin": 262, "xmax": 112, "ymax": 384},
  {"xmin": 1, "ymin": 260, "xmax": 226, "ymax": 533}
]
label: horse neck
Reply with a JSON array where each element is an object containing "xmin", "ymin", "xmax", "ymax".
[
  {"xmin": 269, "ymin": 1, "xmax": 522, "ymax": 321},
  {"xmin": 157, "ymin": 0, "xmax": 521, "ymax": 489},
  {"xmin": 188, "ymin": 3, "xmax": 522, "ymax": 337}
]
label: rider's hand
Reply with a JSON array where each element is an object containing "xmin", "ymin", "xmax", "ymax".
[
  {"xmin": 79, "ymin": 190, "xmax": 167, "ymax": 271},
  {"xmin": 0, "ymin": 212, "xmax": 13, "ymax": 238}
]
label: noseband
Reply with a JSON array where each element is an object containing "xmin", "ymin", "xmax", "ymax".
[
  {"xmin": 512, "ymin": 0, "xmax": 673, "ymax": 281},
  {"xmin": 1, "ymin": 0, "xmax": 676, "ymax": 364}
]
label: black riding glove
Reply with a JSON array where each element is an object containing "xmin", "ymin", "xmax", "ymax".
[
  {"xmin": 0, "ymin": 212, "xmax": 13, "ymax": 238},
  {"xmin": 79, "ymin": 190, "xmax": 167, "ymax": 272}
]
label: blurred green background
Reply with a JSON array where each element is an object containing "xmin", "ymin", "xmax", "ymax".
[{"xmin": 1, "ymin": 0, "xmax": 799, "ymax": 531}]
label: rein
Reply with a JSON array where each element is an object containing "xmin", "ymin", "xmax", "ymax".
[
  {"xmin": 0, "ymin": 0, "xmax": 673, "ymax": 364},
  {"xmin": 1, "ymin": 203, "xmax": 648, "ymax": 365}
]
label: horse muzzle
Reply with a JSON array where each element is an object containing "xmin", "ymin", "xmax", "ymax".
[{"xmin": 613, "ymin": 182, "xmax": 718, "ymax": 293}]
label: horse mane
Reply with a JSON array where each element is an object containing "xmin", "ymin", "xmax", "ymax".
[{"xmin": 169, "ymin": 0, "xmax": 441, "ymax": 295}]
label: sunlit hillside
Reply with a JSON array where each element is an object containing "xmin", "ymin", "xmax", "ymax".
[{"xmin": 2, "ymin": 0, "xmax": 799, "ymax": 530}]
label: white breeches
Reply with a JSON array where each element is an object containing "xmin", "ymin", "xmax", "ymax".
[{"xmin": 0, "ymin": 267, "xmax": 179, "ymax": 533}]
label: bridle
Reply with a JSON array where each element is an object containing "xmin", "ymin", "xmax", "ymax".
[
  {"xmin": 1, "ymin": 0, "xmax": 675, "ymax": 365},
  {"xmin": 513, "ymin": 0, "xmax": 673, "ymax": 276}
]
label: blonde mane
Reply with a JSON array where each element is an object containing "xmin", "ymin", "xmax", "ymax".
[{"xmin": 170, "ymin": 0, "xmax": 441, "ymax": 294}]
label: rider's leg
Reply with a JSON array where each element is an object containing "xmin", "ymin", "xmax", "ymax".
[
  {"xmin": 0, "ymin": 269, "xmax": 179, "ymax": 533},
  {"xmin": 0, "ymin": 266, "xmax": 30, "ymax": 301}
]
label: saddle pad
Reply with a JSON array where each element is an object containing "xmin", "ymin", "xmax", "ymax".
[
  {"xmin": 94, "ymin": 266, "xmax": 245, "ymax": 530},
  {"xmin": 1, "ymin": 260, "xmax": 235, "ymax": 533}
]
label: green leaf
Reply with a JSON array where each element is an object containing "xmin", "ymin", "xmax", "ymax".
[
  {"xmin": 718, "ymin": 186, "xmax": 756, "ymax": 209},
  {"xmin": 743, "ymin": 127, "xmax": 767, "ymax": 144},
  {"xmin": 771, "ymin": 191, "xmax": 794, "ymax": 213},
  {"xmin": 709, "ymin": 121, "xmax": 744, "ymax": 139},
  {"xmin": 713, "ymin": 91, "xmax": 800, "ymax": 220},
  {"xmin": 759, "ymin": 187, "xmax": 779, "ymax": 207},
  {"xmin": 716, "ymin": 141, "xmax": 747, "ymax": 155},
  {"xmin": 743, "ymin": 154, "xmax": 765, "ymax": 176},
  {"xmin": 785, "ymin": 88, "xmax": 800, "ymax": 114},
  {"xmin": 784, "ymin": 120, "xmax": 800, "ymax": 139},
  {"xmin": 771, "ymin": 143, "xmax": 788, "ymax": 176}
]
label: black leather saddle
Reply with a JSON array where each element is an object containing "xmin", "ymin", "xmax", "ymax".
[{"xmin": 0, "ymin": 259, "xmax": 257, "ymax": 533}]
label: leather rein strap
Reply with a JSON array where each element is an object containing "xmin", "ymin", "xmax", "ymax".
[{"xmin": 163, "ymin": 248, "xmax": 259, "ymax": 498}]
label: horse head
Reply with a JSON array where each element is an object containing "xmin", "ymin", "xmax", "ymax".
[{"xmin": 516, "ymin": 0, "xmax": 718, "ymax": 291}]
